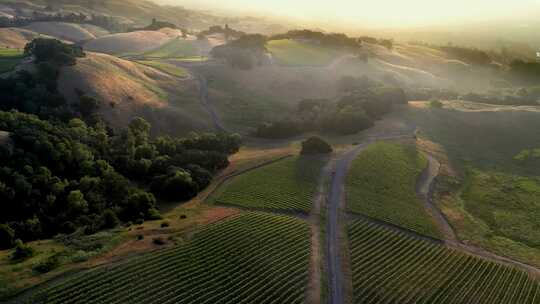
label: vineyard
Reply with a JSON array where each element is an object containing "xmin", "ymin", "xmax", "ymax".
[
  {"xmin": 348, "ymin": 219, "xmax": 540, "ymax": 304},
  {"xmin": 21, "ymin": 213, "xmax": 311, "ymax": 304},
  {"xmin": 346, "ymin": 142, "xmax": 441, "ymax": 239},
  {"xmin": 213, "ymin": 156, "xmax": 326, "ymax": 213}
]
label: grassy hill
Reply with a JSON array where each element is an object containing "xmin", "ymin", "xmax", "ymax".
[
  {"xmin": 23, "ymin": 22, "xmax": 102, "ymax": 42},
  {"xmin": 395, "ymin": 101, "xmax": 540, "ymax": 266},
  {"xmin": 0, "ymin": 47, "xmax": 24, "ymax": 73},
  {"xmin": 84, "ymin": 30, "xmax": 178, "ymax": 56},
  {"xmin": 0, "ymin": 28, "xmax": 52, "ymax": 48},
  {"xmin": 267, "ymin": 39, "xmax": 343, "ymax": 67},
  {"xmin": 58, "ymin": 52, "xmax": 212, "ymax": 135}
]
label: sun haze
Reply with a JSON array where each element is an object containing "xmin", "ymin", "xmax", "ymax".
[{"xmin": 158, "ymin": 0, "xmax": 540, "ymax": 27}]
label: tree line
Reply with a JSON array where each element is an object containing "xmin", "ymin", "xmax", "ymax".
[{"xmin": 255, "ymin": 77, "xmax": 407, "ymax": 138}]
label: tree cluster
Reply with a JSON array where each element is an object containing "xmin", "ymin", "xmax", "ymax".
[
  {"xmin": 210, "ymin": 34, "xmax": 268, "ymax": 70},
  {"xmin": 0, "ymin": 111, "xmax": 240, "ymax": 248},
  {"xmin": 0, "ymin": 11, "xmax": 128, "ymax": 33},
  {"xmin": 270, "ymin": 30, "xmax": 360, "ymax": 49},
  {"xmin": 300, "ymin": 137, "xmax": 333, "ymax": 155},
  {"xmin": 0, "ymin": 39, "xmax": 242, "ymax": 249},
  {"xmin": 255, "ymin": 80, "xmax": 407, "ymax": 139},
  {"xmin": 0, "ymin": 39, "xmax": 89, "ymax": 122}
]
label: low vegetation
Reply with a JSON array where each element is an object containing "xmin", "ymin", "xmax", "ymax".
[
  {"xmin": 266, "ymin": 39, "xmax": 342, "ymax": 67},
  {"xmin": 0, "ymin": 48, "xmax": 24, "ymax": 73},
  {"xmin": 136, "ymin": 60, "xmax": 188, "ymax": 78},
  {"xmin": 348, "ymin": 219, "xmax": 540, "ymax": 304},
  {"xmin": 300, "ymin": 136, "xmax": 332, "ymax": 155},
  {"xmin": 255, "ymin": 81, "xmax": 407, "ymax": 139},
  {"xmin": 346, "ymin": 142, "xmax": 441, "ymax": 239},
  {"xmin": 22, "ymin": 212, "xmax": 311, "ymax": 304},
  {"xmin": 142, "ymin": 38, "xmax": 200, "ymax": 59},
  {"xmin": 213, "ymin": 156, "xmax": 326, "ymax": 213}
]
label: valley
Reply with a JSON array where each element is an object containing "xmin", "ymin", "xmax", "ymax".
[{"xmin": 1, "ymin": 0, "xmax": 540, "ymax": 303}]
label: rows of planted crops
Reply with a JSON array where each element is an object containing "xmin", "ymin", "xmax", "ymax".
[
  {"xmin": 23, "ymin": 213, "xmax": 311, "ymax": 304},
  {"xmin": 348, "ymin": 219, "xmax": 540, "ymax": 304}
]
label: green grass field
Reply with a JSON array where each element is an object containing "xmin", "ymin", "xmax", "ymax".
[
  {"xmin": 395, "ymin": 104, "xmax": 540, "ymax": 266},
  {"xmin": 142, "ymin": 39, "xmax": 201, "ymax": 59},
  {"xmin": 0, "ymin": 48, "xmax": 24, "ymax": 73},
  {"xmin": 212, "ymin": 156, "xmax": 327, "ymax": 213},
  {"xmin": 346, "ymin": 142, "xmax": 441, "ymax": 239},
  {"xmin": 440, "ymin": 170, "xmax": 540, "ymax": 267},
  {"xmin": 267, "ymin": 39, "xmax": 342, "ymax": 67},
  {"xmin": 348, "ymin": 219, "xmax": 540, "ymax": 304},
  {"xmin": 21, "ymin": 212, "xmax": 311, "ymax": 304},
  {"xmin": 136, "ymin": 60, "xmax": 189, "ymax": 78}
]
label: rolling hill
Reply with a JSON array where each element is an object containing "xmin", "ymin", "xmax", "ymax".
[{"xmin": 58, "ymin": 52, "xmax": 212, "ymax": 134}]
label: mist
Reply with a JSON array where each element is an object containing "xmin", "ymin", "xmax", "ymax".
[{"xmin": 154, "ymin": 0, "xmax": 540, "ymax": 29}]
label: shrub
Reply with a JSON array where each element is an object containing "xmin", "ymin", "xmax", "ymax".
[
  {"xmin": 33, "ymin": 255, "xmax": 60, "ymax": 274},
  {"xmin": 179, "ymin": 215, "xmax": 187, "ymax": 220},
  {"xmin": 301, "ymin": 137, "xmax": 333, "ymax": 155},
  {"xmin": 135, "ymin": 219, "xmax": 144, "ymax": 225},
  {"xmin": 153, "ymin": 237, "xmax": 166, "ymax": 245},
  {"xmin": 160, "ymin": 222, "xmax": 170, "ymax": 228},
  {"xmin": 12, "ymin": 239, "xmax": 35, "ymax": 261},
  {"xmin": 136, "ymin": 234, "xmax": 144, "ymax": 240},
  {"xmin": 430, "ymin": 99, "xmax": 444, "ymax": 108}
]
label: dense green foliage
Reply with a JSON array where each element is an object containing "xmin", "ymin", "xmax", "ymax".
[
  {"xmin": 348, "ymin": 219, "xmax": 540, "ymax": 304},
  {"xmin": 0, "ymin": 39, "xmax": 92, "ymax": 122},
  {"xmin": 22, "ymin": 212, "xmax": 311, "ymax": 304},
  {"xmin": 214, "ymin": 156, "xmax": 326, "ymax": 213},
  {"xmin": 346, "ymin": 143, "xmax": 441, "ymax": 238},
  {"xmin": 0, "ymin": 39, "xmax": 241, "ymax": 247},
  {"xmin": 255, "ymin": 82, "xmax": 406, "ymax": 138},
  {"xmin": 301, "ymin": 136, "xmax": 332, "ymax": 155},
  {"xmin": 508, "ymin": 60, "xmax": 540, "ymax": 85},
  {"xmin": 0, "ymin": 110, "xmax": 240, "ymax": 245},
  {"xmin": 24, "ymin": 39, "xmax": 85, "ymax": 66},
  {"xmin": 439, "ymin": 45, "xmax": 492, "ymax": 65},
  {"xmin": 463, "ymin": 171, "xmax": 540, "ymax": 249},
  {"xmin": 211, "ymin": 34, "xmax": 268, "ymax": 70}
]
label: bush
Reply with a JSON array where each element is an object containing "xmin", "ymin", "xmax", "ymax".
[
  {"xmin": 430, "ymin": 100, "xmax": 444, "ymax": 108},
  {"xmin": 136, "ymin": 234, "xmax": 144, "ymax": 240},
  {"xmin": 179, "ymin": 215, "xmax": 187, "ymax": 220},
  {"xmin": 135, "ymin": 219, "xmax": 144, "ymax": 225},
  {"xmin": 153, "ymin": 237, "xmax": 166, "ymax": 245},
  {"xmin": 33, "ymin": 255, "xmax": 60, "ymax": 274},
  {"xmin": 301, "ymin": 137, "xmax": 333, "ymax": 155},
  {"xmin": 160, "ymin": 222, "xmax": 170, "ymax": 228},
  {"xmin": 12, "ymin": 239, "xmax": 35, "ymax": 261}
]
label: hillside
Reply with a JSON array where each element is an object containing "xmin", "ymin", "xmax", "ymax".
[
  {"xmin": 83, "ymin": 30, "xmax": 178, "ymax": 55},
  {"xmin": 58, "ymin": 52, "xmax": 212, "ymax": 134},
  {"xmin": 0, "ymin": 27, "xmax": 51, "ymax": 48},
  {"xmin": 23, "ymin": 22, "xmax": 101, "ymax": 42}
]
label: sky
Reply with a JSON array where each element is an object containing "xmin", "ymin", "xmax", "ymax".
[{"xmin": 158, "ymin": 0, "xmax": 540, "ymax": 28}]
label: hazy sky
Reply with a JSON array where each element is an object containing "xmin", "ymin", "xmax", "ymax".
[{"xmin": 159, "ymin": 0, "xmax": 540, "ymax": 28}]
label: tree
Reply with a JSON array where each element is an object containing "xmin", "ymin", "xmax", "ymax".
[
  {"xmin": 301, "ymin": 137, "xmax": 333, "ymax": 155},
  {"xmin": 24, "ymin": 38, "xmax": 85, "ymax": 66},
  {"xmin": 12, "ymin": 239, "xmax": 34, "ymax": 261}
]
